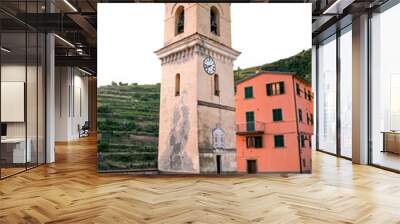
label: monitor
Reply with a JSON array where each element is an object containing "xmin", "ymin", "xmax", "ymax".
[{"xmin": 1, "ymin": 123, "xmax": 7, "ymax": 137}]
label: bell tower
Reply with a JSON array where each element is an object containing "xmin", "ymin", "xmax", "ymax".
[{"xmin": 155, "ymin": 3, "xmax": 240, "ymax": 174}]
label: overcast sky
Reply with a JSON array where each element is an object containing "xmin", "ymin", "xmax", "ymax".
[{"xmin": 98, "ymin": 3, "xmax": 311, "ymax": 86}]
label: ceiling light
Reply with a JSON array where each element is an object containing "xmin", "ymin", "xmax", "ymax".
[
  {"xmin": 1, "ymin": 47, "xmax": 11, "ymax": 53},
  {"xmin": 76, "ymin": 48, "xmax": 85, "ymax": 55},
  {"xmin": 323, "ymin": 0, "xmax": 355, "ymax": 15},
  {"xmin": 78, "ymin": 67, "xmax": 92, "ymax": 76},
  {"xmin": 63, "ymin": 0, "xmax": 78, "ymax": 12},
  {"xmin": 54, "ymin": 34, "xmax": 75, "ymax": 48}
]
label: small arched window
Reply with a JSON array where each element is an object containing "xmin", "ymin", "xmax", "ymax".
[
  {"xmin": 214, "ymin": 74, "xmax": 220, "ymax": 96},
  {"xmin": 175, "ymin": 6, "xmax": 185, "ymax": 35},
  {"xmin": 210, "ymin": 7, "xmax": 219, "ymax": 35},
  {"xmin": 175, "ymin": 73, "xmax": 180, "ymax": 96}
]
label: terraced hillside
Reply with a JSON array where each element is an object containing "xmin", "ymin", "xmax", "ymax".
[{"xmin": 97, "ymin": 83, "xmax": 160, "ymax": 171}]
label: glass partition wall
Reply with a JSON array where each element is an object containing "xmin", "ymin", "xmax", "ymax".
[
  {"xmin": 0, "ymin": 5, "xmax": 46, "ymax": 179},
  {"xmin": 317, "ymin": 35, "xmax": 337, "ymax": 155},
  {"xmin": 370, "ymin": 3, "xmax": 400, "ymax": 171},
  {"xmin": 0, "ymin": 31, "xmax": 27, "ymax": 177},
  {"xmin": 316, "ymin": 25, "xmax": 352, "ymax": 159},
  {"xmin": 339, "ymin": 26, "xmax": 352, "ymax": 159}
]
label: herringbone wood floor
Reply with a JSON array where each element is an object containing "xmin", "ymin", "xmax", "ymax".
[{"xmin": 1, "ymin": 136, "xmax": 400, "ymax": 224}]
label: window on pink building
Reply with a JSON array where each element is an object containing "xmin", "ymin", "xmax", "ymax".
[
  {"xmin": 298, "ymin": 109, "xmax": 303, "ymax": 122},
  {"xmin": 266, "ymin": 82, "xmax": 285, "ymax": 96},
  {"xmin": 274, "ymin": 135, "xmax": 285, "ymax": 148},
  {"xmin": 273, "ymin": 108, "xmax": 283, "ymax": 121},
  {"xmin": 246, "ymin": 136, "xmax": 263, "ymax": 148},
  {"xmin": 244, "ymin": 86, "xmax": 253, "ymax": 99},
  {"xmin": 296, "ymin": 83, "xmax": 301, "ymax": 95}
]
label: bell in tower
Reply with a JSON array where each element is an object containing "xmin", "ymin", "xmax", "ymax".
[{"xmin": 155, "ymin": 3, "xmax": 240, "ymax": 174}]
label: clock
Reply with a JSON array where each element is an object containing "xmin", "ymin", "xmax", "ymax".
[{"xmin": 203, "ymin": 56, "xmax": 216, "ymax": 75}]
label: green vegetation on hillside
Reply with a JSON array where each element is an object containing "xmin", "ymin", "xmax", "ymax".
[
  {"xmin": 234, "ymin": 49, "xmax": 311, "ymax": 83},
  {"xmin": 97, "ymin": 83, "xmax": 160, "ymax": 171}
]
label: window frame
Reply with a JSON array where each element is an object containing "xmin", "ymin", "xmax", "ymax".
[
  {"xmin": 175, "ymin": 6, "xmax": 185, "ymax": 35},
  {"xmin": 214, "ymin": 74, "xmax": 220, "ymax": 96},
  {"xmin": 210, "ymin": 6, "xmax": 219, "ymax": 36},
  {"xmin": 245, "ymin": 111, "xmax": 255, "ymax": 131},
  {"xmin": 266, "ymin": 81, "xmax": 285, "ymax": 96},
  {"xmin": 272, "ymin": 108, "xmax": 283, "ymax": 122},
  {"xmin": 298, "ymin": 109, "xmax": 303, "ymax": 122},
  {"xmin": 296, "ymin": 83, "xmax": 301, "ymax": 95},
  {"xmin": 244, "ymin": 86, "xmax": 253, "ymax": 99},
  {"xmin": 274, "ymin": 135, "xmax": 285, "ymax": 148},
  {"xmin": 175, "ymin": 73, "xmax": 180, "ymax": 96},
  {"xmin": 246, "ymin": 136, "xmax": 263, "ymax": 148},
  {"xmin": 300, "ymin": 134, "xmax": 305, "ymax": 148}
]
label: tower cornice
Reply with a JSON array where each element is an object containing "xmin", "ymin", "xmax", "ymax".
[{"xmin": 155, "ymin": 33, "xmax": 241, "ymax": 65}]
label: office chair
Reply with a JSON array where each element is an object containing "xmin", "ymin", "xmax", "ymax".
[{"xmin": 79, "ymin": 121, "xmax": 90, "ymax": 138}]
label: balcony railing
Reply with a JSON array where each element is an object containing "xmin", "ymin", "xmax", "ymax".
[{"xmin": 236, "ymin": 122, "xmax": 265, "ymax": 135}]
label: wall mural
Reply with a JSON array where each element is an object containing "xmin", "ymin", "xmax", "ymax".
[{"xmin": 159, "ymin": 91, "xmax": 194, "ymax": 172}]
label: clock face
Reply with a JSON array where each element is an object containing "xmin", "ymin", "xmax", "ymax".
[{"xmin": 203, "ymin": 56, "xmax": 216, "ymax": 75}]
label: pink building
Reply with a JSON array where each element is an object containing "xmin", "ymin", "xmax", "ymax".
[{"xmin": 235, "ymin": 72, "xmax": 313, "ymax": 173}]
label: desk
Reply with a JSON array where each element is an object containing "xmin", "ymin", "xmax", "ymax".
[
  {"xmin": 1, "ymin": 138, "xmax": 31, "ymax": 163},
  {"xmin": 382, "ymin": 131, "xmax": 400, "ymax": 154}
]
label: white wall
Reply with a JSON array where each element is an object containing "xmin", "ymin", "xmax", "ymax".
[{"xmin": 55, "ymin": 67, "xmax": 89, "ymax": 141}]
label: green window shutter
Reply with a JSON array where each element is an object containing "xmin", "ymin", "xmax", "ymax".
[
  {"xmin": 266, "ymin": 84, "xmax": 272, "ymax": 96},
  {"xmin": 298, "ymin": 109, "xmax": 303, "ymax": 122},
  {"xmin": 272, "ymin": 109, "xmax": 282, "ymax": 122},
  {"xmin": 255, "ymin": 136, "xmax": 263, "ymax": 148},
  {"xmin": 246, "ymin": 111, "xmax": 255, "ymax": 131},
  {"xmin": 274, "ymin": 135, "xmax": 284, "ymax": 148},
  {"xmin": 245, "ymin": 86, "xmax": 253, "ymax": 98},
  {"xmin": 246, "ymin": 111, "xmax": 254, "ymax": 122},
  {"xmin": 296, "ymin": 83, "xmax": 301, "ymax": 95},
  {"xmin": 279, "ymin": 82, "xmax": 285, "ymax": 94}
]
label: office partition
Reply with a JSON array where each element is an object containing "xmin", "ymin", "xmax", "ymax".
[{"xmin": 0, "ymin": 2, "xmax": 47, "ymax": 179}]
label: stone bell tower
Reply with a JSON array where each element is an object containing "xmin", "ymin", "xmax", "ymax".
[{"xmin": 155, "ymin": 3, "xmax": 240, "ymax": 174}]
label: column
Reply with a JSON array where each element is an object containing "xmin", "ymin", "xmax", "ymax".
[{"xmin": 352, "ymin": 14, "xmax": 369, "ymax": 164}]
